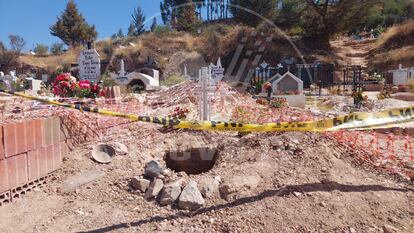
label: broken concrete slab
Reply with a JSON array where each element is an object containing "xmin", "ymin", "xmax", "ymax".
[{"xmin": 60, "ymin": 169, "xmax": 105, "ymax": 193}]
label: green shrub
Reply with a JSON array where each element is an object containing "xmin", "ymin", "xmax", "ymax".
[
  {"xmin": 34, "ymin": 44, "xmax": 49, "ymax": 56},
  {"xmin": 153, "ymin": 25, "xmax": 172, "ymax": 37},
  {"xmin": 50, "ymin": 43, "xmax": 64, "ymax": 55},
  {"xmin": 161, "ymin": 75, "xmax": 186, "ymax": 87}
]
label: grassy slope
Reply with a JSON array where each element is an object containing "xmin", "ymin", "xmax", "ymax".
[{"xmin": 369, "ymin": 20, "xmax": 414, "ymax": 72}]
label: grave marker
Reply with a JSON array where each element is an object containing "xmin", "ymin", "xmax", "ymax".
[{"xmin": 78, "ymin": 49, "xmax": 101, "ymax": 83}]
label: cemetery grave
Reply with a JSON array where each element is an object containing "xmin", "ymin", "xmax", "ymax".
[{"xmin": 0, "ymin": 4, "xmax": 414, "ymax": 232}]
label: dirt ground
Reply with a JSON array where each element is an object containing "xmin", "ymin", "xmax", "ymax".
[
  {"xmin": 1, "ymin": 82, "xmax": 413, "ymax": 233},
  {"xmin": 0, "ymin": 126, "xmax": 413, "ymax": 233}
]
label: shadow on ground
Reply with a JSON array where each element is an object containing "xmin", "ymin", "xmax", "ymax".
[{"xmin": 78, "ymin": 181, "xmax": 409, "ymax": 233}]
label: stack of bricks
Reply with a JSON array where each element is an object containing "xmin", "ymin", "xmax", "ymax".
[
  {"xmin": 0, "ymin": 116, "xmax": 70, "ymax": 206},
  {"xmin": 104, "ymin": 86, "xmax": 122, "ymax": 102}
]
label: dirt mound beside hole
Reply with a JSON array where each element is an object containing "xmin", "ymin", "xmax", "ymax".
[{"xmin": 165, "ymin": 147, "xmax": 218, "ymax": 175}]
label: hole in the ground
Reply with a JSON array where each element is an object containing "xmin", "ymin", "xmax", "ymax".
[{"xmin": 165, "ymin": 147, "xmax": 218, "ymax": 175}]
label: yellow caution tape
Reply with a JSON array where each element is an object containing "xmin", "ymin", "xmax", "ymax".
[{"xmin": 2, "ymin": 89, "xmax": 413, "ymax": 132}]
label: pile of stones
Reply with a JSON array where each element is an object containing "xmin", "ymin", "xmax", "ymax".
[{"xmin": 130, "ymin": 160, "xmax": 220, "ymax": 210}]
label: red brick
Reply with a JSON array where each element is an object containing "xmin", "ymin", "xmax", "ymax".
[
  {"xmin": 37, "ymin": 147, "xmax": 48, "ymax": 176},
  {"xmin": 4, "ymin": 122, "xmax": 27, "ymax": 157},
  {"xmin": 53, "ymin": 144, "xmax": 62, "ymax": 171},
  {"xmin": 0, "ymin": 125, "xmax": 4, "ymax": 160},
  {"xmin": 6, "ymin": 153, "xmax": 28, "ymax": 189},
  {"xmin": 42, "ymin": 118, "xmax": 53, "ymax": 147},
  {"xmin": 27, "ymin": 150, "xmax": 40, "ymax": 181},
  {"xmin": 33, "ymin": 119, "xmax": 43, "ymax": 150},
  {"xmin": 25, "ymin": 120, "xmax": 36, "ymax": 151},
  {"xmin": 51, "ymin": 117, "xmax": 61, "ymax": 144},
  {"xmin": 0, "ymin": 159, "xmax": 9, "ymax": 193},
  {"xmin": 45, "ymin": 145, "xmax": 54, "ymax": 173}
]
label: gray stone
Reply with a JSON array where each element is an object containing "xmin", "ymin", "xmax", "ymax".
[
  {"xmin": 130, "ymin": 177, "xmax": 150, "ymax": 192},
  {"xmin": 112, "ymin": 142, "xmax": 129, "ymax": 155},
  {"xmin": 178, "ymin": 181, "xmax": 205, "ymax": 210},
  {"xmin": 198, "ymin": 177, "xmax": 220, "ymax": 198},
  {"xmin": 159, "ymin": 179, "xmax": 182, "ymax": 206},
  {"xmin": 145, "ymin": 160, "xmax": 163, "ymax": 179},
  {"xmin": 144, "ymin": 179, "xmax": 164, "ymax": 200}
]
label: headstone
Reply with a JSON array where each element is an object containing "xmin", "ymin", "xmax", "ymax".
[
  {"xmin": 0, "ymin": 72, "xmax": 4, "ymax": 77},
  {"xmin": 209, "ymin": 58, "xmax": 225, "ymax": 84},
  {"xmin": 41, "ymin": 74, "xmax": 49, "ymax": 83},
  {"xmin": 78, "ymin": 49, "xmax": 101, "ymax": 83},
  {"xmin": 119, "ymin": 59, "xmax": 125, "ymax": 77}
]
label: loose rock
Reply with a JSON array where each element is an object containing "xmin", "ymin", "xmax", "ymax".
[
  {"xmin": 145, "ymin": 160, "xmax": 163, "ymax": 179},
  {"xmin": 130, "ymin": 177, "xmax": 150, "ymax": 192},
  {"xmin": 112, "ymin": 142, "xmax": 129, "ymax": 155},
  {"xmin": 198, "ymin": 177, "xmax": 220, "ymax": 198},
  {"xmin": 144, "ymin": 179, "xmax": 164, "ymax": 200},
  {"xmin": 178, "ymin": 181, "xmax": 205, "ymax": 210},
  {"xmin": 159, "ymin": 179, "xmax": 182, "ymax": 206}
]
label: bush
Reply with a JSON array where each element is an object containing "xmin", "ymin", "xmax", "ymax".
[
  {"xmin": 102, "ymin": 40, "xmax": 115, "ymax": 58},
  {"xmin": 34, "ymin": 44, "xmax": 49, "ymax": 56},
  {"xmin": 101, "ymin": 72, "xmax": 117, "ymax": 87},
  {"xmin": 50, "ymin": 43, "xmax": 64, "ymax": 55},
  {"xmin": 161, "ymin": 75, "xmax": 186, "ymax": 87},
  {"xmin": 153, "ymin": 25, "xmax": 171, "ymax": 37}
]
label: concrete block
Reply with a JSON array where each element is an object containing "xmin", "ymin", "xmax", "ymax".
[
  {"xmin": 33, "ymin": 119, "xmax": 43, "ymax": 150},
  {"xmin": 51, "ymin": 117, "xmax": 61, "ymax": 144},
  {"xmin": 42, "ymin": 118, "xmax": 54, "ymax": 147},
  {"xmin": 25, "ymin": 120, "xmax": 36, "ymax": 151},
  {"xmin": 27, "ymin": 149, "xmax": 40, "ymax": 181},
  {"xmin": 37, "ymin": 147, "xmax": 48, "ymax": 177},
  {"xmin": 4, "ymin": 122, "xmax": 27, "ymax": 157}
]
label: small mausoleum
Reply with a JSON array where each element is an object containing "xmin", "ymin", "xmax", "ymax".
[{"xmin": 388, "ymin": 64, "xmax": 414, "ymax": 85}]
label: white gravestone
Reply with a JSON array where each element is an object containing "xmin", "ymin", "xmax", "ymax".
[
  {"xmin": 209, "ymin": 58, "xmax": 224, "ymax": 84},
  {"xmin": 78, "ymin": 49, "xmax": 101, "ymax": 83}
]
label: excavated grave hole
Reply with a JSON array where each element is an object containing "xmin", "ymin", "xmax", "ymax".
[{"xmin": 164, "ymin": 147, "xmax": 218, "ymax": 175}]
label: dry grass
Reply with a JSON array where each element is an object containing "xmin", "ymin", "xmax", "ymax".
[
  {"xmin": 375, "ymin": 20, "xmax": 414, "ymax": 51},
  {"xmin": 370, "ymin": 45, "xmax": 414, "ymax": 71},
  {"xmin": 369, "ymin": 20, "xmax": 414, "ymax": 72},
  {"xmin": 19, "ymin": 49, "xmax": 80, "ymax": 71}
]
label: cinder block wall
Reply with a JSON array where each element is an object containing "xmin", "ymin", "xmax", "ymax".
[{"xmin": 0, "ymin": 116, "xmax": 72, "ymax": 196}]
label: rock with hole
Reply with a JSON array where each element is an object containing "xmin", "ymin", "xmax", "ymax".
[{"xmin": 178, "ymin": 181, "xmax": 205, "ymax": 210}]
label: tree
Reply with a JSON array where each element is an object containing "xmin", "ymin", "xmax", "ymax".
[
  {"xmin": 128, "ymin": 23, "xmax": 135, "ymax": 36},
  {"xmin": 50, "ymin": 0, "xmax": 97, "ymax": 47},
  {"xmin": 160, "ymin": 0, "xmax": 200, "ymax": 31},
  {"xmin": 130, "ymin": 6, "xmax": 146, "ymax": 36},
  {"xmin": 301, "ymin": 0, "xmax": 381, "ymax": 48},
  {"xmin": 33, "ymin": 44, "xmax": 49, "ymax": 56},
  {"xmin": 151, "ymin": 18, "xmax": 158, "ymax": 32},
  {"xmin": 8, "ymin": 34, "xmax": 26, "ymax": 53},
  {"xmin": 117, "ymin": 28, "xmax": 125, "ymax": 38},
  {"xmin": 274, "ymin": 0, "xmax": 304, "ymax": 29},
  {"xmin": 0, "ymin": 41, "xmax": 19, "ymax": 68},
  {"xmin": 229, "ymin": 0, "xmax": 277, "ymax": 26},
  {"xmin": 50, "ymin": 42, "xmax": 65, "ymax": 55}
]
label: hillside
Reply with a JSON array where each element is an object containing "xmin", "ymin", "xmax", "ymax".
[
  {"xmin": 16, "ymin": 23, "xmax": 328, "ymax": 81},
  {"xmin": 369, "ymin": 20, "xmax": 414, "ymax": 72}
]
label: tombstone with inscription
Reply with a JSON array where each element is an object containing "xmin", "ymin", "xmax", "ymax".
[
  {"xmin": 209, "ymin": 58, "xmax": 225, "ymax": 84},
  {"xmin": 78, "ymin": 49, "xmax": 101, "ymax": 83}
]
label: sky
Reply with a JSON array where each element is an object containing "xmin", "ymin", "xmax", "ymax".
[{"xmin": 0, "ymin": 0, "xmax": 163, "ymax": 50}]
